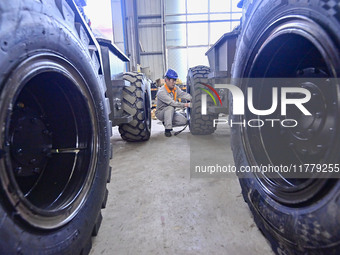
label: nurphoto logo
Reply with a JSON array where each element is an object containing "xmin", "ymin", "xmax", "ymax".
[{"xmin": 199, "ymin": 81, "xmax": 312, "ymax": 128}]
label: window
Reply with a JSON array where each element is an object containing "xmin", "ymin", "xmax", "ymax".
[
  {"xmin": 187, "ymin": 0, "xmax": 208, "ymax": 14},
  {"xmin": 165, "ymin": 0, "xmax": 241, "ymax": 81},
  {"xmin": 210, "ymin": 0, "xmax": 231, "ymax": 12},
  {"xmin": 165, "ymin": 0, "xmax": 186, "ymax": 15},
  {"xmin": 187, "ymin": 47, "xmax": 209, "ymax": 68},
  {"xmin": 188, "ymin": 23, "xmax": 208, "ymax": 45},
  {"xmin": 166, "ymin": 24, "xmax": 187, "ymax": 47},
  {"xmin": 168, "ymin": 48, "xmax": 188, "ymax": 83}
]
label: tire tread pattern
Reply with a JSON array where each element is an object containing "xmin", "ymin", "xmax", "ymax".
[
  {"xmin": 187, "ymin": 65, "xmax": 218, "ymax": 135},
  {"xmin": 119, "ymin": 72, "xmax": 151, "ymax": 142}
]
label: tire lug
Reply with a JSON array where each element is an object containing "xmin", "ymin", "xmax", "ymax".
[
  {"xmin": 307, "ymin": 128, "xmax": 313, "ymax": 135},
  {"xmin": 329, "ymin": 127, "xmax": 334, "ymax": 133},
  {"xmin": 33, "ymin": 167, "xmax": 40, "ymax": 174},
  {"xmin": 289, "ymin": 142, "xmax": 295, "ymax": 148},
  {"xmin": 317, "ymin": 145, "xmax": 323, "ymax": 150},
  {"xmin": 301, "ymin": 149, "xmax": 308, "ymax": 154}
]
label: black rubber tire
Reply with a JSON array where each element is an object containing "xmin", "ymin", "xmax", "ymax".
[
  {"xmin": 0, "ymin": 1, "xmax": 111, "ymax": 254},
  {"xmin": 231, "ymin": 1, "xmax": 340, "ymax": 254},
  {"xmin": 119, "ymin": 72, "xmax": 152, "ymax": 142},
  {"xmin": 187, "ymin": 65, "xmax": 218, "ymax": 135}
]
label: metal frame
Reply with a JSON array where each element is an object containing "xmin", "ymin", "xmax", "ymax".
[
  {"xmin": 97, "ymin": 39, "xmax": 133, "ymax": 126},
  {"xmin": 163, "ymin": 0, "xmax": 241, "ymax": 79}
]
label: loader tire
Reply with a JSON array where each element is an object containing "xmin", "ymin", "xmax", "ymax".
[
  {"xmin": 0, "ymin": 1, "xmax": 111, "ymax": 254},
  {"xmin": 187, "ymin": 65, "xmax": 218, "ymax": 135},
  {"xmin": 119, "ymin": 72, "xmax": 151, "ymax": 142},
  {"xmin": 231, "ymin": 0, "xmax": 340, "ymax": 254}
]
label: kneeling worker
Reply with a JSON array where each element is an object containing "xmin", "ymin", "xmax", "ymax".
[{"xmin": 156, "ymin": 69, "xmax": 192, "ymax": 137}]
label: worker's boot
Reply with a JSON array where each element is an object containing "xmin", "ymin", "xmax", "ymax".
[{"xmin": 164, "ymin": 129, "xmax": 172, "ymax": 137}]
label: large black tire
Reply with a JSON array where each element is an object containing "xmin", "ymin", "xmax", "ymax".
[
  {"xmin": 232, "ymin": 1, "xmax": 340, "ymax": 254},
  {"xmin": 0, "ymin": 1, "xmax": 111, "ymax": 254},
  {"xmin": 187, "ymin": 65, "xmax": 218, "ymax": 135},
  {"xmin": 119, "ymin": 72, "xmax": 151, "ymax": 142}
]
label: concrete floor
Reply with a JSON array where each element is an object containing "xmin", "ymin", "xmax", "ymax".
[{"xmin": 90, "ymin": 119, "xmax": 274, "ymax": 255}]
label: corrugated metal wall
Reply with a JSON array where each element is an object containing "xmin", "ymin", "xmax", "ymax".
[
  {"xmin": 137, "ymin": 0, "xmax": 165, "ymax": 81},
  {"xmin": 118, "ymin": 0, "xmax": 241, "ymax": 82}
]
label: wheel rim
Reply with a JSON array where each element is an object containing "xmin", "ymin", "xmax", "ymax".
[
  {"xmin": 241, "ymin": 16, "xmax": 339, "ymax": 204},
  {"xmin": 186, "ymin": 76, "xmax": 192, "ymax": 126},
  {"xmin": 144, "ymin": 91, "xmax": 151, "ymax": 131},
  {"xmin": 0, "ymin": 53, "xmax": 98, "ymax": 229}
]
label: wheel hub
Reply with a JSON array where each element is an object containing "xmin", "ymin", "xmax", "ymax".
[
  {"xmin": 10, "ymin": 104, "xmax": 52, "ymax": 177},
  {"xmin": 284, "ymin": 68, "xmax": 333, "ymax": 157}
]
